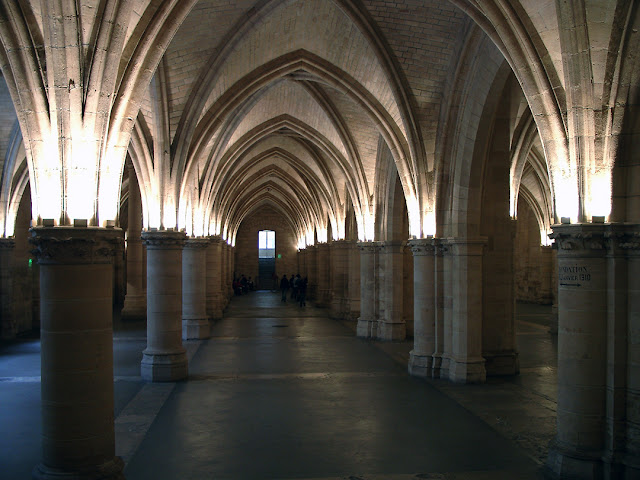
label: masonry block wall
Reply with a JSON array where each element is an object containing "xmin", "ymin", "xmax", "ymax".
[
  {"xmin": 234, "ymin": 205, "xmax": 298, "ymax": 288},
  {"xmin": 514, "ymin": 198, "xmax": 554, "ymax": 304}
]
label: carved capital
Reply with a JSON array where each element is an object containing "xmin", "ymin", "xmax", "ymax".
[
  {"xmin": 0, "ymin": 237, "xmax": 16, "ymax": 249},
  {"xmin": 357, "ymin": 241, "xmax": 380, "ymax": 254},
  {"xmin": 408, "ymin": 238, "xmax": 435, "ymax": 256},
  {"xmin": 550, "ymin": 224, "xmax": 606, "ymax": 255},
  {"xmin": 141, "ymin": 230, "xmax": 186, "ymax": 250},
  {"xmin": 208, "ymin": 235, "xmax": 222, "ymax": 245},
  {"xmin": 604, "ymin": 224, "xmax": 640, "ymax": 253},
  {"xmin": 184, "ymin": 237, "xmax": 210, "ymax": 250},
  {"xmin": 30, "ymin": 227, "xmax": 123, "ymax": 265},
  {"xmin": 330, "ymin": 239, "xmax": 352, "ymax": 250}
]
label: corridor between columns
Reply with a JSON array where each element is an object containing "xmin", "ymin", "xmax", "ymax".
[{"xmin": 1, "ymin": 292, "xmax": 552, "ymax": 480}]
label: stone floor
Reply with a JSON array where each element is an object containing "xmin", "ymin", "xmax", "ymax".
[{"xmin": 0, "ymin": 292, "xmax": 556, "ymax": 480}]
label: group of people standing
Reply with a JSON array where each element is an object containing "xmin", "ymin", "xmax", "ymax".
[{"xmin": 279, "ymin": 273, "xmax": 308, "ymax": 307}]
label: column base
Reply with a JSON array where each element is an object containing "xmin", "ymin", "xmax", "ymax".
[
  {"xmin": 121, "ymin": 294, "xmax": 146, "ymax": 320},
  {"xmin": 408, "ymin": 351, "xmax": 433, "ymax": 378},
  {"xmin": 431, "ymin": 354, "xmax": 444, "ymax": 378},
  {"xmin": 182, "ymin": 318, "xmax": 210, "ymax": 340},
  {"xmin": 448, "ymin": 356, "xmax": 486, "ymax": 383},
  {"xmin": 356, "ymin": 317, "xmax": 372, "ymax": 338},
  {"xmin": 377, "ymin": 321, "xmax": 406, "ymax": 341},
  {"xmin": 484, "ymin": 351, "xmax": 519, "ymax": 376},
  {"xmin": 546, "ymin": 445, "xmax": 603, "ymax": 480},
  {"xmin": 141, "ymin": 350, "xmax": 188, "ymax": 382},
  {"xmin": 33, "ymin": 457, "xmax": 125, "ymax": 480}
]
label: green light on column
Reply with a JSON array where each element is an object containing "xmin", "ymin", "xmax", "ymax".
[
  {"xmin": 277, "ymin": 254, "xmax": 282, "ymax": 258},
  {"xmin": 28, "ymin": 258, "xmax": 32, "ymax": 267}
]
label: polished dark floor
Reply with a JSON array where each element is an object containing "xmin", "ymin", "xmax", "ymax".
[{"xmin": 1, "ymin": 292, "xmax": 556, "ymax": 480}]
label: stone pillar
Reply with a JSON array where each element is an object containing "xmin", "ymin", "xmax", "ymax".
[
  {"xmin": 305, "ymin": 245, "xmax": 317, "ymax": 300},
  {"xmin": 348, "ymin": 241, "xmax": 360, "ymax": 320},
  {"xmin": 316, "ymin": 243, "xmax": 330, "ymax": 307},
  {"xmin": 182, "ymin": 238, "xmax": 210, "ymax": 340},
  {"xmin": 330, "ymin": 240, "xmax": 349, "ymax": 319},
  {"xmin": 378, "ymin": 241, "xmax": 405, "ymax": 340},
  {"xmin": 220, "ymin": 240, "xmax": 228, "ymax": 308},
  {"xmin": 440, "ymin": 240, "xmax": 453, "ymax": 377},
  {"xmin": 357, "ymin": 242, "xmax": 377, "ymax": 337},
  {"xmin": 122, "ymin": 167, "xmax": 145, "ymax": 319},
  {"xmin": 408, "ymin": 238, "xmax": 435, "ymax": 377},
  {"xmin": 448, "ymin": 238, "xmax": 486, "ymax": 383},
  {"xmin": 112, "ymin": 231, "xmax": 125, "ymax": 309},
  {"xmin": 0, "ymin": 238, "xmax": 16, "ymax": 339},
  {"xmin": 206, "ymin": 236, "xmax": 223, "ymax": 321},
  {"xmin": 227, "ymin": 244, "xmax": 235, "ymax": 299},
  {"xmin": 432, "ymin": 240, "xmax": 446, "ymax": 378},
  {"xmin": 30, "ymin": 227, "xmax": 124, "ymax": 480},
  {"xmin": 141, "ymin": 230, "xmax": 187, "ymax": 382},
  {"xmin": 547, "ymin": 224, "xmax": 608, "ymax": 478},
  {"xmin": 625, "ymin": 229, "xmax": 640, "ymax": 478}
]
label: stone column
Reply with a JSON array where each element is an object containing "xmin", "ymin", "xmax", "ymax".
[
  {"xmin": 206, "ymin": 236, "xmax": 223, "ymax": 321},
  {"xmin": 330, "ymin": 240, "xmax": 349, "ymax": 319},
  {"xmin": 448, "ymin": 238, "xmax": 486, "ymax": 383},
  {"xmin": 316, "ymin": 243, "xmax": 330, "ymax": 307},
  {"xmin": 408, "ymin": 238, "xmax": 435, "ymax": 377},
  {"xmin": 547, "ymin": 224, "xmax": 608, "ymax": 478},
  {"xmin": 348, "ymin": 240, "xmax": 360, "ymax": 320},
  {"xmin": 122, "ymin": 167, "xmax": 145, "ymax": 319},
  {"xmin": 357, "ymin": 242, "xmax": 377, "ymax": 337},
  {"xmin": 30, "ymin": 227, "xmax": 124, "ymax": 480},
  {"xmin": 141, "ymin": 230, "xmax": 187, "ymax": 382},
  {"xmin": 227, "ymin": 244, "xmax": 235, "ymax": 299},
  {"xmin": 220, "ymin": 240, "xmax": 228, "ymax": 308},
  {"xmin": 372, "ymin": 242, "xmax": 384, "ymax": 338},
  {"xmin": 625, "ymin": 229, "xmax": 640, "ymax": 478},
  {"xmin": 0, "ymin": 237, "xmax": 16, "ymax": 339},
  {"xmin": 440, "ymin": 240, "xmax": 453, "ymax": 377},
  {"xmin": 432, "ymin": 240, "xmax": 446, "ymax": 378},
  {"xmin": 182, "ymin": 237, "xmax": 210, "ymax": 340},
  {"xmin": 378, "ymin": 241, "xmax": 405, "ymax": 340},
  {"xmin": 112, "ymin": 231, "xmax": 125, "ymax": 309},
  {"xmin": 306, "ymin": 245, "xmax": 317, "ymax": 300}
]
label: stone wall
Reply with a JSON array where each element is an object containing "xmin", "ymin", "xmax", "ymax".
[
  {"xmin": 514, "ymin": 198, "xmax": 554, "ymax": 304},
  {"xmin": 234, "ymin": 205, "xmax": 298, "ymax": 289}
]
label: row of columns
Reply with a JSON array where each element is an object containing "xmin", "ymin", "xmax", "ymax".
[{"xmin": 28, "ymin": 225, "xmax": 234, "ymax": 479}]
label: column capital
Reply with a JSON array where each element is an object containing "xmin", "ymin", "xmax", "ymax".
[
  {"xmin": 184, "ymin": 237, "xmax": 210, "ymax": 249},
  {"xmin": 141, "ymin": 229, "xmax": 186, "ymax": 250},
  {"xmin": 357, "ymin": 241, "xmax": 381, "ymax": 253},
  {"xmin": 0, "ymin": 237, "xmax": 16, "ymax": 249},
  {"xmin": 29, "ymin": 226, "xmax": 123, "ymax": 265},
  {"xmin": 408, "ymin": 238, "xmax": 435, "ymax": 256},
  {"xmin": 550, "ymin": 224, "xmax": 607, "ymax": 254},
  {"xmin": 208, "ymin": 234, "xmax": 223, "ymax": 244},
  {"xmin": 446, "ymin": 237, "xmax": 487, "ymax": 256},
  {"xmin": 330, "ymin": 239, "xmax": 352, "ymax": 249},
  {"xmin": 605, "ymin": 223, "xmax": 640, "ymax": 253}
]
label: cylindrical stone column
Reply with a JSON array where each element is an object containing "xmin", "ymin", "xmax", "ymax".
[
  {"xmin": 227, "ymin": 243, "xmax": 234, "ymax": 299},
  {"xmin": 348, "ymin": 241, "xmax": 360, "ymax": 320},
  {"xmin": 206, "ymin": 236, "xmax": 223, "ymax": 321},
  {"xmin": 182, "ymin": 238, "xmax": 210, "ymax": 340},
  {"xmin": 408, "ymin": 238, "xmax": 435, "ymax": 377},
  {"xmin": 625, "ymin": 227, "xmax": 640, "ymax": 478},
  {"xmin": 378, "ymin": 241, "xmax": 406, "ymax": 340},
  {"xmin": 141, "ymin": 230, "xmax": 187, "ymax": 382},
  {"xmin": 547, "ymin": 224, "xmax": 608, "ymax": 478},
  {"xmin": 357, "ymin": 242, "xmax": 376, "ymax": 338},
  {"xmin": 441, "ymin": 240, "xmax": 453, "ymax": 377},
  {"xmin": 330, "ymin": 240, "xmax": 349, "ymax": 319},
  {"xmin": 0, "ymin": 237, "xmax": 16, "ymax": 339},
  {"xmin": 220, "ymin": 240, "xmax": 228, "ymax": 307},
  {"xmin": 316, "ymin": 243, "xmax": 330, "ymax": 307},
  {"xmin": 122, "ymin": 167, "xmax": 145, "ymax": 319},
  {"xmin": 432, "ymin": 240, "xmax": 446, "ymax": 378},
  {"xmin": 30, "ymin": 226, "xmax": 124, "ymax": 480},
  {"xmin": 306, "ymin": 245, "xmax": 317, "ymax": 300},
  {"xmin": 448, "ymin": 238, "xmax": 486, "ymax": 383}
]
